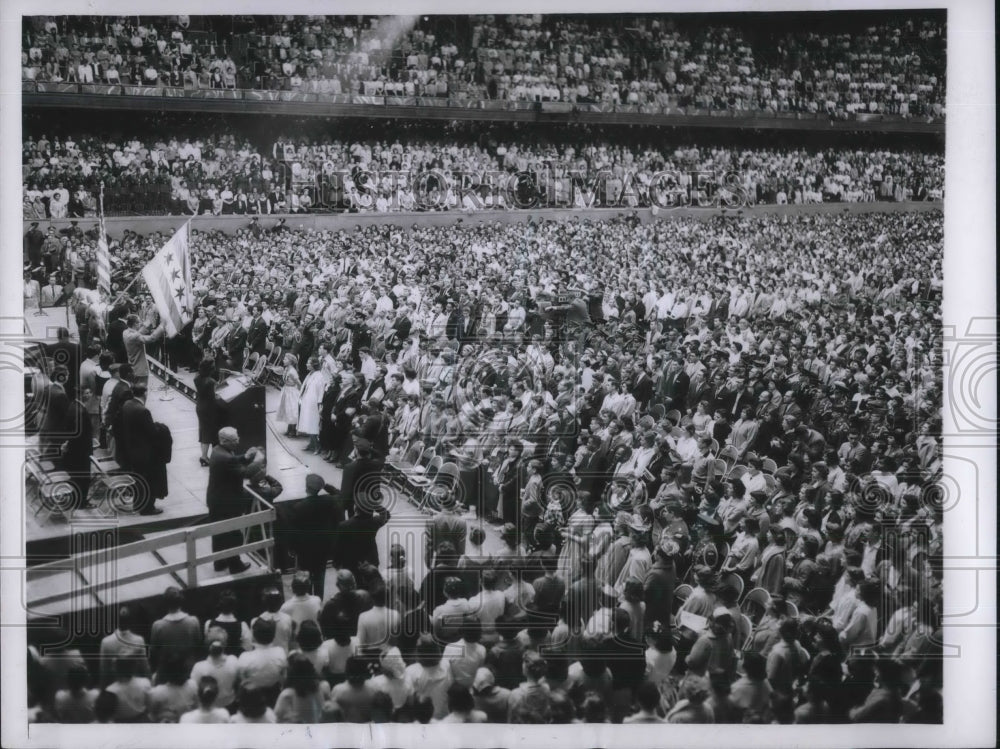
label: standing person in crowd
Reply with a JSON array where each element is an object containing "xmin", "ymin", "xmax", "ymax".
[
  {"xmin": 276, "ymin": 353, "xmax": 301, "ymax": 437},
  {"xmin": 298, "ymin": 356, "xmax": 325, "ymax": 453}
]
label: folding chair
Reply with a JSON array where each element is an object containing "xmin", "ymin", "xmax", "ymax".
[
  {"xmin": 404, "ymin": 449, "xmax": 438, "ymax": 492},
  {"xmin": 741, "ymin": 587, "xmax": 771, "ymax": 625},
  {"xmin": 388, "ymin": 440, "xmax": 425, "ymax": 476},
  {"xmin": 418, "ymin": 461, "xmax": 460, "ymax": 513},
  {"xmin": 741, "ymin": 614, "xmax": 755, "ymax": 650},
  {"xmin": 728, "ymin": 465, "xmax": 748, "ymax": 481},
  {"xmin": 672, "ymin": 583, "xmax": 693, "ymax": 615},
  {"xmin": 650, "ymin": 404, "xmax": 666, "ymax": 421},
  {"xmin": 763, "ymin": 474, "xmax": 777, "ymax": 495},
  {"xmin": 719, "ymin": 445, "xmax": 739, "ymax": 476},
  {"xmin": 721, "ymin": 571, "xmax": 745, "ymax": 601},
  {"xmin": 666, "ymin": 409, "xmax": 682, "ymax": 426},
  {"xmin": 712, "ymin": 458, "xmax": 728, "ymax": 482},
  {"xmin": 761, "ymin": 457, "xmax": 778, "ymax": 475},
  {"xmin": 785, "ymin": 601, "xmax": 800, "ymax": 619},
  {"xmin": 265, "ymin": 345, "xmax": 284, "ymax": 388},
  {"xmin": 709, "ymin": 439, "xmax": 720, "ymax": 457}
]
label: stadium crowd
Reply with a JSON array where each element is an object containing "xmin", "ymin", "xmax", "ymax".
[
  {"xmin": 29, "ymin": 207, "xmax": 944, "ymax": 724},
  {"xmin": 23, "ymin": 14, "xmax": 945, "ymax": 119},
  {"xmin": 22, "ymin": 125, "xmax": 944, "ymax": 219}
]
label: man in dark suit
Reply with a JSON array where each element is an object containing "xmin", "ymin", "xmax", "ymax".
[
  {"xmin": 338, "ymin": 439, "xmax": 386, "ymax": 514},
  {"xmin": 275, "ymin": 473, "xmax": 343, "ymax": 598},
  {"xmin": 658, "ymin": 354, "xmax": 690, "ymax": 413},
  {"xmin": 332, "ymin": 496, "xmax": 391, "ymax": 575},
  {"xmin": 106, "ymin": 364, "xmax": 134, "ymax": 468},
  {"xmin": 38, "ymin": 365, "xmax": 71, "ymax": 459},
  {"xmin": 61, "ymin": 383, "xmax": 95, "ymax": 509},
  {"xmin": 245, "ymin": 304, "xmax": 269, "ymax": 357},
  {"xmin": 24, "ymin": 222, "xmax": 45, "ymax": 272},
  {"xmin": 225, "ymin": 320, "xmax": 248, "ymax": 370},
  {"xmin": 575, "ymin": 434, "xmax": 609, "ymax": 499},
  {"xmin": 120, "ymin": 383, "xmax": 162, "ymax": 515},
  {"xmin": 106, "ymin": 306, "xmax": 130, "ymax": 365},
  {"xmin": 643, "ymin": 536, "xmax": 679, "ymax": 632},
  {"xmin": 206, "ymin": 427, "xmax": 264, "ymax": 573},
  {"xmin": 48, "ymin": 327, "xmax": 81, "ymax": 400}
]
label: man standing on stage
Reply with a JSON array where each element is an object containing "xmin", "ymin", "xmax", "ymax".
[
  {"xmin": 122, "ymin": 314, "xmax": 164, "ymax": 389},
  {"xmin": 121, "ymin": 382, "xmax": 164, "ymax": 516},
  {"xmin": 206, "ymin": 427, "xmax": 264, "ymax": 574},
  {"xmin": 61, "ymin": 384, "xmax": 95, "ymax": 510}
]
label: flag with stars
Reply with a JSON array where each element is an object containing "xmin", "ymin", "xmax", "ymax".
[{"xmin": 140, "ymin": 221, "xmax": 193, "ymax": 337}]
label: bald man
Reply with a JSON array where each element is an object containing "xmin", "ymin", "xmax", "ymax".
[{"xmin": 206, "ymin": 427, "xmax": 264, "ymax": 574}]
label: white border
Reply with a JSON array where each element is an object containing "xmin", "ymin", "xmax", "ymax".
[{"xmin": 1, "ymin": 1, "xmax": 995, "ymax": 748}]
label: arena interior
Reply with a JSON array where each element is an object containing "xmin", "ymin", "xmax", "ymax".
[{"xmin": 21, "ymin": 12, "xmax": 946, "ymax": 727}]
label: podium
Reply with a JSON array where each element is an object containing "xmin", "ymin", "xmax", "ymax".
[{"xmin": 216, "ymin": 377, "xmax": 267, "ymax": 460}]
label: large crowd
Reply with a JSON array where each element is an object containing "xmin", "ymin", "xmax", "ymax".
[
  {"xmin": 22, "ymin": 124, "xmax": 944, "ymax": 218},
  {"xmin": 23, "ymin": 14, "xmax": 946, "ymax": 119},
  {"xmin": 28, "ymin": 207, "xmax": 944, "ymax": 724}
]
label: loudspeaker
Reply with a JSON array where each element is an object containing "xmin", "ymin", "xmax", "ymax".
[{"xmin": 216, "ymin": 377, "xmax": 267, "ymax": 460}]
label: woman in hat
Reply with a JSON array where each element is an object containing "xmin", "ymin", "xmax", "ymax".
[{"xmin": 276, "ymin": 353, "xmax": 301, "ymax": 437}]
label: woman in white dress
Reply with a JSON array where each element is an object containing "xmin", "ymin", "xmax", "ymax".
[
  {"xmin": 297, "ymin": 356, "xmax": 325, "ymax": 452},
  {"xmin": 557, "ymin": 492, "xmax": 598, "ymax": 584},
  {"xmin": 276, "ymin": 354, "xmax": 300, "ymax": 436}
]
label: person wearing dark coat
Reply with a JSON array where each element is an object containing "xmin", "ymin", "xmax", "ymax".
[
  {"xmin": 205, "ymin": 427, "xmax": 264, "ymax": 574},
  {"xmin": 245, "ymin": 305, "xmax": 269, "ymax": 356},
  {"xmin": 331, "ymin": 500, "xmax": 391, "ymax": 575},
  {"xmin": 120, "ymin": 383, "xmax": 164, "ymax": 515},
  {"xmin": 274, "ymin": 473, "xmax": 343, "ymax": 599},
  {"xmin": 644, "ymin": 536, "xmax": 679, "ymax": 632},
  {"xmin": 658, "ymin": 355, "xmax": 690, "ymax": 413},
  {"xmin": 105, "ymin": 364, "xmax": 133, "ymax": 466},
  {"xmin": 48, "ymin": 328, "xmax": 81, "ymax": 400},
  {"xmin": 330, "ymin": 376, "xmax": 363, "ymax": 466},
  {"xmin": 61, "ymin": 384, "xmax": 95, "ymax": 509},
  {"xmin": 194, "ymin": 357, "xmax": 222, "ymax": 467},
  {"xmin": 37, "ymin": 367, "xmax": 70, "ymax": 460},
  {"xmin": 225, "ymin": 323, "xmax": 248, "ymax": 370},
  {"xmin": 107, "ymin": 310, "xmax": 129, "ymax": 364},
  {"xmin": 318, "ymin": 375, "xmax": 341, "ymax": 461}
]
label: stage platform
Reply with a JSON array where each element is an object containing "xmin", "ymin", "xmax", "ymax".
[{"xmin": 21, "ymin": 311, "xmax": 509, "ymax": 610}]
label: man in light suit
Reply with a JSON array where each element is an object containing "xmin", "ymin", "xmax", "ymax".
[{"xmin": 122, "ymin": 314, "xmax": 163, "ymax": 389}]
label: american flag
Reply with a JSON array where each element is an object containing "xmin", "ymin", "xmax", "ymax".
[
  {"xmin": 140, "ymin": 221, "xmax": 194, "ymax": 337},
  {"xmin": 96, "ymin": 183, "xmax": 111, "ymax": 299}
]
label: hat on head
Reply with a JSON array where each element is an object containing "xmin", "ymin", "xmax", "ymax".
[
  {"xmin": 658, "ymin": 535, "xmax": 680, "ymax": 557},
  {"xmin": 305, "ymin": 473, "xmax": 325, "ymax": 493},
  {"xmin": 473, "ymin": 667, "xmax": 496, "ymax": 693}
]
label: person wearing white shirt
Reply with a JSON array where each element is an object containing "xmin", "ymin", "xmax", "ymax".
[
  {"xmin": 190, "ymin": 639, "xmax": 239, "ymax": 710},
  {"xmin": 356, "ymin": 587, "xmax": 401, "ymax": 654}
]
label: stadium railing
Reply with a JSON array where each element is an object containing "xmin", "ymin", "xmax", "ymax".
[{"xmin": 22, "ymin": 81, "xmax": 945, "ymax": 132}]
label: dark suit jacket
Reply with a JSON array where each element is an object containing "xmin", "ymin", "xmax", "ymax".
[
  {"xmin": 205, "ymin": 446, "xmax": 254, "ymax": 520},
  {"xmin": 121, "ymin": 397, "xmax": 155, "ymax": 471},
  {"xmin": 643, "ymin": 558, "xmax": 677, "ymax": 630},
  {"xmin": 332, "ymin": 509, "xmax": 391, "ymax": 571},
  {"xmin": 283, "ymin": 489, "xmax": 343, "ymax": 568},
  {"xmin": 659, "ymin": 368, "xmax": 690, "ymax": 410},
  {"xmin": 61, "ymin": 398, "xmax": 93, "ymax": 475},
  {"xmin": 246, "ymin": 317, "xmax": 269, "ymax": 355},
  {"xmin": 339, "ymin": 455, "xmax": 386, "ymax": 511},
  {"xmin": 39, "ymin": 383, "xmax": 70, "ymax": 450}
]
